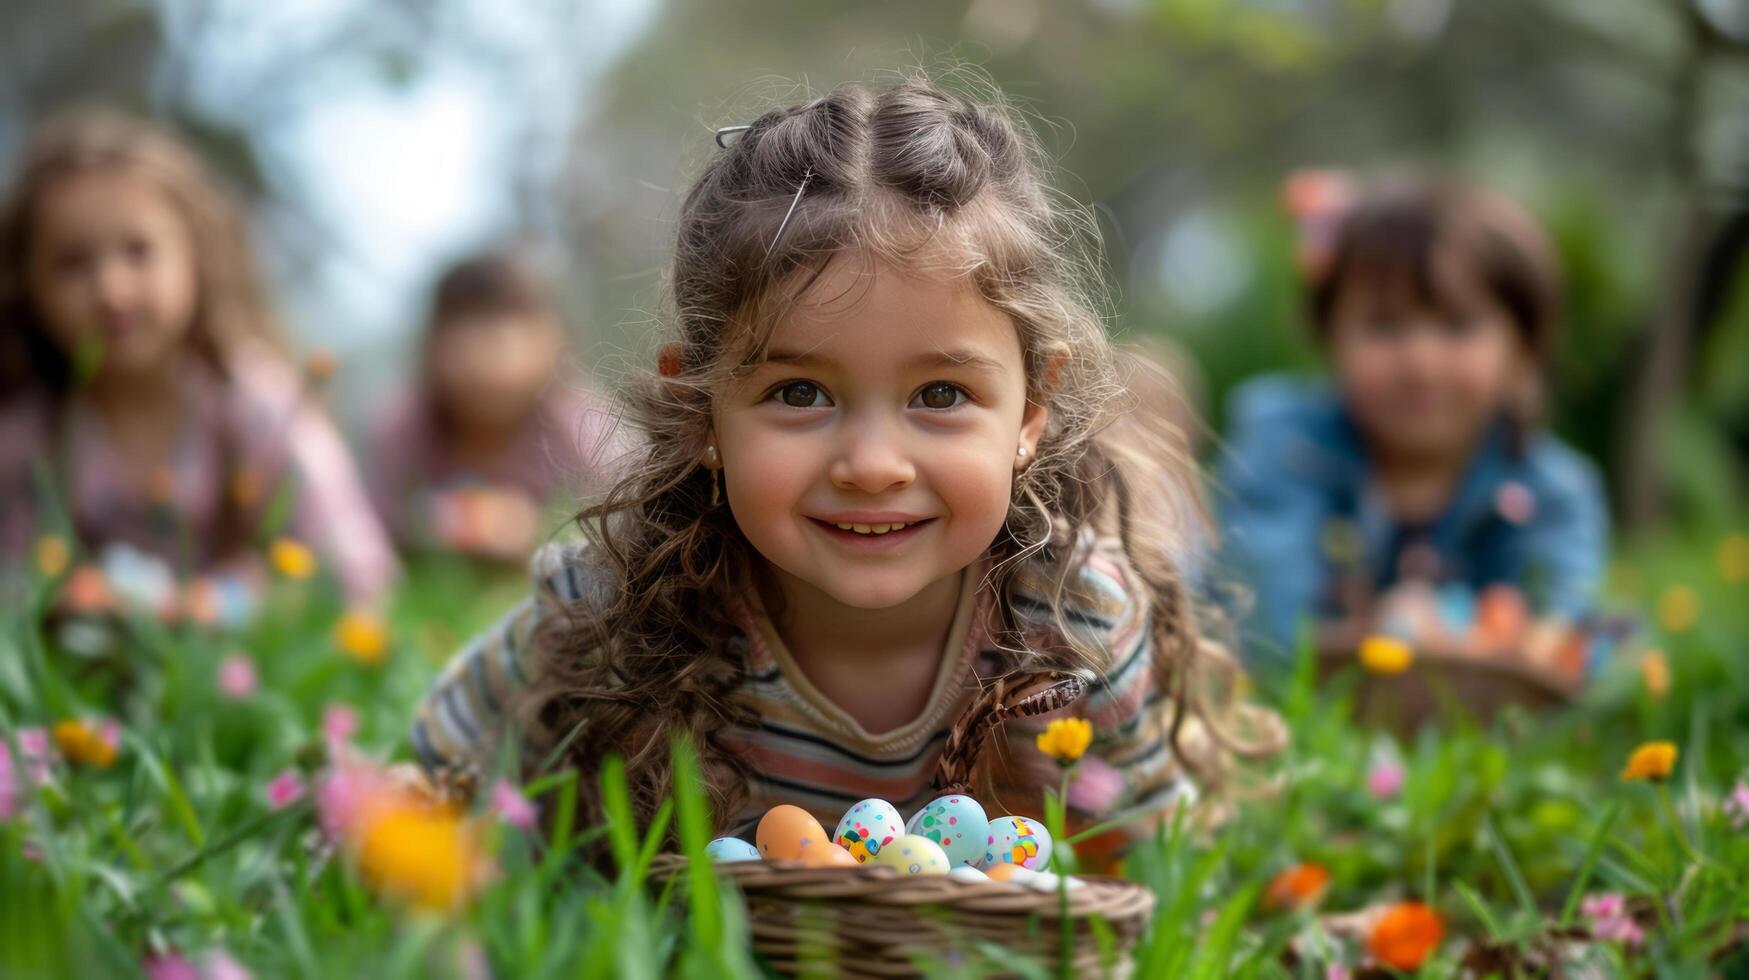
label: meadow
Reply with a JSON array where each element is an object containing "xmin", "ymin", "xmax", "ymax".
[{"xmin": 2, "ymin": 525, "xmax": 1746, "ymax": 978}]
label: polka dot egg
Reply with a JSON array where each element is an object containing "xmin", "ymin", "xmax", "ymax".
[
  {"xmin": 978, "ymin": 814, "xmax": 1052, "ymax": 872},
  {"xmin": 832, "ymin": 798, "xmax": 904, "ymax": 863},
  {"xmin": 873, "ymin": 833, "xmax": 950, "ymax": 876},
  {"xmin": 705, "ymin": 836, "xmax": 762, "ymax": 863},
  {"xmin": 904, "ymin": 795, "xmax": 990, "ymax": 868}
]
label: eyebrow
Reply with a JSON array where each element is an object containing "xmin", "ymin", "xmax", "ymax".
[{"xmin": 759, "ymin": 346, "xmax": 1007, "ymax": 375}]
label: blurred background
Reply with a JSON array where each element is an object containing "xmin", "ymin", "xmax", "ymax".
[{"xmin": 5, "ymin": 0, "xmax": 1747, "ymax": 531}]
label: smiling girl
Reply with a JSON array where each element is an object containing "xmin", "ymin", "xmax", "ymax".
[{"xmin": 412, "ymin": 76, "xmax": 1279, "ymax": 839}]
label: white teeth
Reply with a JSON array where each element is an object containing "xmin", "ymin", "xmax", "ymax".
[{"xmin": 830, "ymin": 521, "xmax": 914, "ymax": 535}]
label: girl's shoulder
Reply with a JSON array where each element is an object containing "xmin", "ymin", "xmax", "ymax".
[
  {"xmin": 1006, "ymin": 532, "xmax": 1151, "ymax": 674},
  {"xmin": 524, "ymin": 538, "xmax": 618, "ymax": 618}
]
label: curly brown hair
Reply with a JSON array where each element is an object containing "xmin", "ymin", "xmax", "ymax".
[
  {"xmin": 520, "ymin": 71, "xmax": 1282, "ymax": 832},
  {"xmin": 0, "ymin": 106, "xmax": 286, "ymax": 397}
]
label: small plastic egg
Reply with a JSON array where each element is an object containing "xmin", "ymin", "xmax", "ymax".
[
  {"xmin": 904, "ymin": 794, "xmax": 990, "ymax": 868},
  {"xmin": 873, "ymin": 833, "xmax": 950, "ymax": 876},
  {"xmin": 1020, "ymin": 872, "xmax": 1083, "ymax": 893},
  {"xmin": 984, "ymin": 862, "xmax": 1035, "ymax": 883},
  {"xmin": 797, "ymin": 841, "xmax": 858, "ymax": 868},
  {"xmin": 756, "ymin": 804, "xmax": 828, "ymax": 861},
  {"xmin": 946, "ymin": 865, "xmax": 992, "ymax": 884},
  {"xmin": 833, "ymin": 798, "xmax": 905, "ymax": 863},
  {"xmin": 705, "ymin": 836, "xmax": 762, "ymax": 863},
  {"xmin": 978, "ymin": 814, "xmax": 1053, "ymax": 872}
]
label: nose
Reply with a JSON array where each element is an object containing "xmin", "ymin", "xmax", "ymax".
[
  {"xmin": 94, "ymin": 254, "xmax": 135, "ymax": 313},
  {"xmin": 828, "ymin": 414, "xmax": 915, "ymax": 495}
]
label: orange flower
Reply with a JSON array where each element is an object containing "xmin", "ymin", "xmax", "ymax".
[
  {"xmin": 1720, "ymin": 534, "xmax": 1749, "ymax": 584},
  {"xmin": 1368, "ymin": 901, "xmax": 1444, "ymax": 970},
  {"xmin": 1263, "ymin": 862, "xmax": 1331, "ymax": 910},
  {"xmin": 355, "ymin": 795, "xmax": 481, "ymax": 911},
  {"xmin": 61, "ymin": 565, "xmax": 112, "ymax": 614},
  {"xmin": 1657, "ymin": 586, "xmax": 1698, "ymax": 634},
  {"xmin": 269, "ymin": 538, "xmax": 317, "ymax": 581},
  {"xmin": 1621, "ymin": 741, "xmax": 1677, "ymax": 782},
  {"xmin": 34, "ymin": 535, "xmax": 70, "ymax": 578},
  {"xmin": 1358, "ymin": 635, "xmax": 1413, "ymax": 675},
  {"xmin": 335, "ymin": 611, "xmax": 390, "ymax": 665},
  {"xmin": 52, "ymin": 719, "xmax": 119, "ymax": 768},
  {"xmin": 1639, "ymin": 651, "xmax": 1669, "ymax": 700}
]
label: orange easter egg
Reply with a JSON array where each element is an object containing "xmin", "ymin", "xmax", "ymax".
[
  {"xmin": 756, "ymin": 804, "xmax": 827, "ymax": 861},
  {"xmin": 797, "ymin": 841, "xmax": 857, "ymax": 868}
]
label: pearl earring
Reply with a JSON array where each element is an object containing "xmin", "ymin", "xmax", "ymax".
[
  {"xmin": 704, "ymin": 444, "xmax": 721, "ymax": 506},
  {"xmin": 1017, "ymin": 446, "xmax": 1029, "ymax": 458}
]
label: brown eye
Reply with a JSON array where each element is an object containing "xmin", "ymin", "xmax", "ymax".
[
  {"xmin": 914, "ymin": 382, "xmax": 965, "ymax": 410},
  {"xmin": 776, "ymin": 381, "xmax": 828, "ymax": 408}
]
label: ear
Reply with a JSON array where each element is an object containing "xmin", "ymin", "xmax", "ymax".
[
  {"xmin": 657, "ymin": 342, "xmax": 684, "ymax": 378},
  {"xmin": 1016, "ymin": 397, "xmax": 1050, "ymax": 470}
]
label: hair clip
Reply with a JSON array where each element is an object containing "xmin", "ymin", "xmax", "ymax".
[
  {"xmin": 715, "ymin": 125, "xmax": 751, "ymax": 149},
  {"xmin": 768, "ymin": 169, "xmax": 813, "ymax": 256}
]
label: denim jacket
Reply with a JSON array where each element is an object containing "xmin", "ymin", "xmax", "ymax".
[{"xmin": 1215, "ymin": 374, "xmax": 1609, "ymax": 668}]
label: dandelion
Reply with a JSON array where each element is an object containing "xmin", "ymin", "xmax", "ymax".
[
  {"xmin": 1367, "ymin": 761, "xmax": 1404, "ymax": 801},
  {"xmin": 322, "ymin": 703, "xmax": 360, "ymax": 746},
  {"xmin": 217, "ymin": 654, "xmax": 258, "ymax": 701},
  {"xmin": 1621, "ymin": 741, "xmax": 1677, "ymax": 782},
  {"xmin": 355, "ymin": 787, "xmax": 482, "ymax": 910},
  {"xmin": 1367, "ymin": 901, "xmax": 1444, "ymax": 971},
  {"xmin": 1639, "ymin": 651, "xmax": 1669, "ymax": 700},
  {"xmin": 52, "ymin": 719, "xmax": 119, "ymax": 768},
  {"xmin": 1580, "ymin": 892, "xmax": 1644, "ymax": 947},
  {"xmin": 265, "ymin": 770, "xmax": 305, "ymax": 810},
  {"xmin": 1358, "ymin": 635, "xmax": 1413, "ymax": 675},
  {"xmin": 1035, "ymin": 718, "xmax": 1093, "ymax": 764},
  {"xmin": 268, "ymin": 538, "xmax": 317, "ymax": 581},
  {"xmin": 334, "ymin": 611, "xmax": 389, "ymax": 665},
  {"xmin": 1719, "ymin": 534, "xmax": 1749, "ymax": 584},
  {"xmin": 1656, "ymin": 585, "xmax": 1698, "ymax": 634},
  {"xmin": 491, "ymin": 779, "xmax": 536, "ymax": 831},
  {"xmin": 1263, "ymin": 862, "xmax": 1331, "ymax": 910},
  {"xmin": 34, "ymin": 535, "xmax": 70, "ymax": 578}
]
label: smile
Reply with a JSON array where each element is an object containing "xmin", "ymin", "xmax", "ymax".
[
  {"xmin": 830, "ymin": 521, "xmax": 917, "ymax": 535},
  {"xmin": 808, "ymin": 516, "xmax": 935, "ymax": 544}
]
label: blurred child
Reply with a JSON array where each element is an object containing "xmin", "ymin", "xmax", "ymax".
[
  {"xmin": 0, "ymin": 108, "xmax": 396, "ymax": 618},
  {"xmin": 1219, "ymin": 174, "xmax": 1608, "ymax": 668},
  {"xmin": 411, "ymin": 76, "xmax": 1280, "ymax": 843},
  {"xmin": 365, "ymin": 251, "xmax": 621, "ymax": 563}
]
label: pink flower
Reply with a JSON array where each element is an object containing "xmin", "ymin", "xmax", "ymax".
[
  {"xmin": 321, "ymin": 703, "xmax": 359, "ymax": 747},
  {"xmin": 0, "ymin": 741, "xmax": 16, "ymax": 821},
  {"xmin": 1724, "ymin": 780, "xmax": 1749, "ymax": 830},
  {"xmin": 144, "ymin": 953, "xmax": 200, "ymax": 980},
  {"xmin": 265, "ymin": 770, "xmax": 305, "ymax": 810},
  {"xmin": 217, "ymin": 655, "xmax": 258, "ymax": 701},
  {"xmin": 1582, "ymin": 892, "xmax": 1644, "ymax": 947},
  {"xmin": 1367, "ymin": 762, "xmax": 1404, "ymax": 801},
  {"xmin": 492, "ymin": 779, "xmax": 536, "ymax": 830},
  {"xmin": 314, "ymin": 763, "xmax": 371, "ymax": 839},
  {"xmin": 201, "ymin": 950, "xmax": 252, "ymax": 980},
  {"xmin": 1325, "ymin": 965, "xmax": 1351, "ymax": 980},
  {"xmin": 15, "ymin": 729, "xmax": 52, "ymax": 784},
  {"xmin": 1065, "ymin": 756, "xmax": 1125, "ymax": 814}
]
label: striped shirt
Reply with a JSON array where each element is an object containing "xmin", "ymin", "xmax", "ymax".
[{"xmin": 411, "ymin": 538, "xmax": 1194, "ymax": 836}]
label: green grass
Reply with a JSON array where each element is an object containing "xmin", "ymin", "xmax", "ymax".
[{"xmin": 2, "ymin": 530, "xmax": 1746, "ymax": 978}]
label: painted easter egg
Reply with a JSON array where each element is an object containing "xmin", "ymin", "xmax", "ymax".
[
  {"xmin": 873, "ymin": 834, "xmax": 950, "ymax": 876},
  {"xmin": 797, "ymin": 841, "xmax": 858, "ymax": 868},
  {"xmin": 756, "ymin": 804, "xmax": 827, "ymax": 861},
  {"xmin": 978, "ymin": 814, "xmax": 1053, "ymax": 872},
  {"xmin": 984, "ymin": 862, "xmax": 1036, "ymax": 884},
  {"xmin": 946, "ymin": 865, "xmax": 992, "ymax": 884},
  {"xmin": 833, "ymin": 798, "xmax": 905, "ymax": 863},
  {"xmin": 904, "ymin": 794, "xmax": 990, "ymax": 868},
  {"xmin": 705, "ymin": 836, "xmax": 762, "ymax": 863}
]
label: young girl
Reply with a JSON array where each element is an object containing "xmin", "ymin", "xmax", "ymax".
[
  {"xmin": 366, "ymin": 250, "xmax": 621, "ymax": 563},
  {"xmin": 0, "ymin": 108, "xmax": 396, "ymax": 614},
  {"xmin": 1219, "ymin": 175, "xmax": 1608, "ymax": 668},
  {"xmin": 412, "ymin": 76, "xmax": 1280, "ymax": 842}
]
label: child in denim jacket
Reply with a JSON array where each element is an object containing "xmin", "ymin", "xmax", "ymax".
[{"xmin": 1219, "ymin": 175, "xmax": 1608, "ymax": 669}]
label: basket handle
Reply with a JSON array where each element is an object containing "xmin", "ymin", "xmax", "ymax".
[{"xmin": 932, "ymin": 670, "xmax": 1087, "ymax": 796}]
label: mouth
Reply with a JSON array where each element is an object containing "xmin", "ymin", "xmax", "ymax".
[{"xmin": 807, "ymin": 516, "xmax": 936, "ymax": 544}]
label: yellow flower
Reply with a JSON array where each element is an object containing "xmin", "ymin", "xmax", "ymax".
[
  {"xmin": 335, "ymin": 611, "xmax": 390, "ymax": 665},
  {"xmin": 269, "ymin": 538, "xmax": 318, "ymax": 581},
  {"xmin": 1359, "ymin": 635, "xmax": 1414, "ymax": 675},
  {"xmin": 1621, "ymin": 741, "xmax": 1677, "ymax": 782},
  {"xmin": 52, "ymin": 719, "xmax": 118, "ymax": 768},
  {"xmin": 34, "ymin": 535, "xmax": 70, "ymax": 578},
  {"xmin": 354, "ymin": 795, "xmax": 480, "ymax": 911},
  {"xmin": 1036, "ymin": 717, "xmax": 1093, "ymax": 764},
  {"xmin": 1657, "ymin": 585, "xmax": 1698, "ymax": 634},
  {"xmin": 1720, "ymin": 534, "xmax": 1749, "ymax": 584},
  {"xmin": 1639, "ymin": 651, "xmax": 1669, "ymax": 700}
]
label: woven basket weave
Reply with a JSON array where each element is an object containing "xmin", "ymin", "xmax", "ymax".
[{"xmin": 649, "ymin": 671, "xmax": 1159, "ymax": 977}]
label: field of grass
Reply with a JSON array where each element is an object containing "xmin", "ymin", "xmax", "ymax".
[{"xmin": 2, "ymin": 527, "xmax": 1746, "ymax": 978}]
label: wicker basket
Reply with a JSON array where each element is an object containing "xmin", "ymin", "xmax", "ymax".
[{"xmin": 649, "ymin": 672, "xmax": 1159, "ymax": 977}]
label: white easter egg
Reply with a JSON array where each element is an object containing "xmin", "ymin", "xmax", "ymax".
[{"xmin": 832, "ymin": 798, "xmax": 905, "ymax": 863}]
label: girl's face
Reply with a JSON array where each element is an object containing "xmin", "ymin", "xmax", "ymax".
[
  {"xmin": 429, "ymin": 312, "xmax": 562, "ymax": 432},
  {"xmin": 27, "ymin": 169, "xmax": 200, "ymax": 379},
  {"xmin": 1329, "ymin": 254, "xmax": 1529, "ymax": 463},
  {"xmin": 712, "ymin": 255, "xmax": 1048, "ymax": 612}
]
